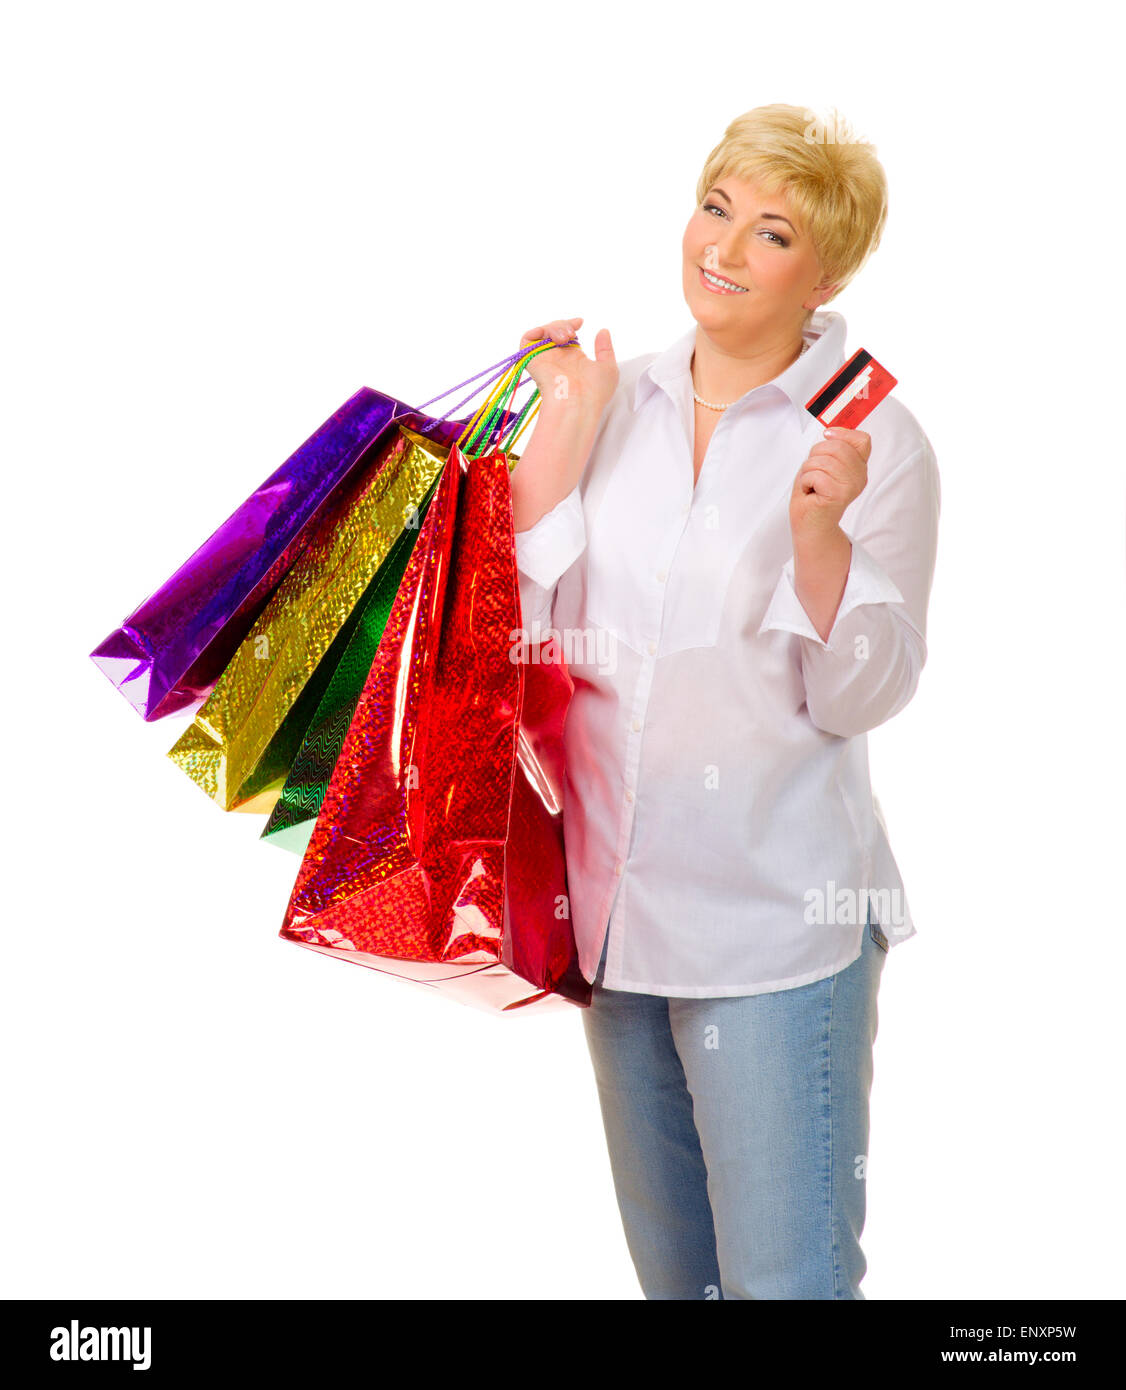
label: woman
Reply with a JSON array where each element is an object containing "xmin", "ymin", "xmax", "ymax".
[{"xmin": 509, "ymin": 103, "xmax": 940, "ymax": 1300}]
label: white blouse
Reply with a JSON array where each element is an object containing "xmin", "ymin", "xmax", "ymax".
[{"xmin": 514, "ymin": 310, "xmax": 940, "ymax": 997}]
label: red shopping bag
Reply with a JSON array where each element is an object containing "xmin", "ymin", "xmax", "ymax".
[{"xmin": 277, "ymin": 438, "xmax": 590, "ymax": 1013}]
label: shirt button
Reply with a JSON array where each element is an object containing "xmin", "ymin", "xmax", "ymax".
[
  {"xmin": 646, "ymin": 641, "xmax": 657, "ymax": 656},
  {"xmin": 631, "ymin": 718, "xmax": 642, "ymax": 732},
  {"xmin": 625, "ymin": 789, "xmax": 634, "ymax": 803},
  {"xmin": 615, "ymin": 862, "xmax": 623, "ymax": 876},
  {"xmin": 656, "ymin": 569, "xmax": 667, "ymax": 582}
]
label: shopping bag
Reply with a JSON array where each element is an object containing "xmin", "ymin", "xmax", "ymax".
[
  {"xmin": 277, "ymin": 421, "xmax": 589, "ymax": 1012},
  {"xmin": 260, "ymin": 463, "xmax": 443, "ymax": 853},
  {"xmin": 254, "ymin": 344, "xmax": 551, "ymax": 848},
  {"xmin": 90, "ymin": 336, "xmax": 554, "ymax": 722},
  {"xmin": 165, "ymin": 424, "xmax": 449, "ymax": 812},
  {"xmin": 89, "ymin": 390, "xmax": 467, "ymax": 721}
]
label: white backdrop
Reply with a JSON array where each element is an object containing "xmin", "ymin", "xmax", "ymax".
[{"xmin": 4, "ymin": 0, "xmax": 1124, "ymax": 1300}]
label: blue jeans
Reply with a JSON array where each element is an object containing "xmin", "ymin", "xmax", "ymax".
[{"xmin": 581, "ymin": 908, "xmax": 888, "ymax": 1299}]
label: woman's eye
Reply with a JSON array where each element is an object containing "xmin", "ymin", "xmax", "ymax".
[{"xmin": 702, "ymin": 203, "xmax": 788, "ymax": 246}]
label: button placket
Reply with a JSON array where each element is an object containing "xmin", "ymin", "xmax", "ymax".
[
  {"xmin": 571, "ymin": 320, "xmax": 890, "ymax": 995},
  {"xmin": 612, "ymin": 509, "xmax": 680, "ymax": 879}
]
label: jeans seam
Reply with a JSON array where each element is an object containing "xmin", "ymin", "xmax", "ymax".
[{"xmin": 827, "ymin": 970, "xmax": 844, "ymax": 1299}]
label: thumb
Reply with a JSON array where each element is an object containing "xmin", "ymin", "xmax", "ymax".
[{"xmin": 594, "ymin": 327, "xmax": 616, "ymax": 362}]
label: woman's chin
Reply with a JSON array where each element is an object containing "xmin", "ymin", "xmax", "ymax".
[{"xmin": 687, "ymin": 290, "xmax": 738, "ymax": 325}]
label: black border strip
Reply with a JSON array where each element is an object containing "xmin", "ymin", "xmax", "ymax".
[{"xmin": 806, "ymin": 347, "xmax": 873, "ymax": 416}]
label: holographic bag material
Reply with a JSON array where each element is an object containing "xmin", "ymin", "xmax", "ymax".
[
  {"xmin": 260, "ymin": 458, "xmax": 444, "ymax": 854},
  {"xmin": 165, "ymin": 425, "xmax": 449, "ymax": 813},
  {"xmin": 278, "ymin": 358, "xmax": 589, "ymax": 1013},
  {"xmin": 89, "ymin": 391, "xmax": 467, "ymax": 721}
]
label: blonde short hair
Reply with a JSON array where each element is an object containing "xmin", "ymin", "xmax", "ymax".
[{"xmin": 695, "ymin": 103, "xmax": 888, "ymax": 321}]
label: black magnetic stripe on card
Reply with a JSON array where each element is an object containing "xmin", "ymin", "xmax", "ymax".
[{"xmin": 806, "ymin": 348, "xmax": 873, "ymax": 417}]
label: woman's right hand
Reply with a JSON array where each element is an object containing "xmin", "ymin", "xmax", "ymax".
[{"xmin": 518, "ymin": 317, "xmax": 618, "ymax": 415}]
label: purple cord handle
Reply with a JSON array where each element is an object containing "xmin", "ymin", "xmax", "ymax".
[
  {"xmin": 88, "ymin": 337, "xmax": 577, "ymax": 721},
  {"xmin": 415, "ymin": 336, "xmax": 577, "ymax": 434}
]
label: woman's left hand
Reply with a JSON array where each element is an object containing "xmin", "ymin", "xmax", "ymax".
[{"xmin": 789, "ymin": 426, "xmax": 871, "ymax": 539}]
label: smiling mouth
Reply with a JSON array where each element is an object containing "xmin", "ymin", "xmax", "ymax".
[{"xmin": 698, "ymin": 265, "xmax": 748, "ymax": 294}]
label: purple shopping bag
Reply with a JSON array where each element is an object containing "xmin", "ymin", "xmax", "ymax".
[{"xmin": 89, "ymin": 378, "xmax": 504, "ymax": 721}]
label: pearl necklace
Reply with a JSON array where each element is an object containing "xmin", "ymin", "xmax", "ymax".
[
  {"xmin": 692, "ymin": 388, "xmax": 733, "ymax": 412},
  {"xmin": 692, "ymin": 339, "xmax": 810, "ymax": 412}
]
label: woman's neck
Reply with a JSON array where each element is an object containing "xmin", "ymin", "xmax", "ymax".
[{"xmin": 691, "ymin": 324, "xmax": 809, "ymax": 403}]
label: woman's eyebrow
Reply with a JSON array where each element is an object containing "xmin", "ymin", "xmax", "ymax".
[{"xmin": 708, "ymin": 186, "xmax": 798, "ymax": 234}]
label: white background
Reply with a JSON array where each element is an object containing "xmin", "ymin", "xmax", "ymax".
[{"xmin": 4, "ymin": 0, "xmax": 1124, "ymax": 1300}]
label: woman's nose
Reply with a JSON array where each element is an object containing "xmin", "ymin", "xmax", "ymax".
[{"xmin": 707, "ymin": 228, "xmax": 743, "ymax": 269}]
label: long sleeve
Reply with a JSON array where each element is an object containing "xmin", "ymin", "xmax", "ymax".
[
  {"xmin": 514, "ymin": 484, "xmax": 587, "ymax": 639},
  {"xmin": 757, "ymin": 439, "xmax": 941, "ymax": 738}
]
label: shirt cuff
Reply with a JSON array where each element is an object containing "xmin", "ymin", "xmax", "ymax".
[
  {"xmin": 513, "ymin": 485, "xmax": 586, "ymax": 590},
  {"xmin": 757, "ymin": 538, "xmax": 906, "ymax": 651}
]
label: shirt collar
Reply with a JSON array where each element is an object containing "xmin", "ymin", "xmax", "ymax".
[{"xmin": 632, "ymin": 309, "xmax": 848, "ymax": 422}]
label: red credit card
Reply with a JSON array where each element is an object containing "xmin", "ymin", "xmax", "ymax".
[{"xmin": 805, "ymin": 348, "xmax": 896, "ymax": 430}]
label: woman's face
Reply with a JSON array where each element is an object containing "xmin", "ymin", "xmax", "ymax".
[{"xmin": 682, "ymin": 174, "xmax": 835, "ymax": 341}]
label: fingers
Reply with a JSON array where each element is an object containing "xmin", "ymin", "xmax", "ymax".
[
  {"xmin": 807, "ymin": 438, "xmax": 868, "ymax": 474},
  {"xmin": 796, "ymin": 466, "xmax": 839, "ymax": 495},
  {"xmin": 804, "ymin": 448, "xmax": 844, "ymax": 479},
  {"xmin": 593, "ymin": 327, "xmax": 616, "ymax": 361},
  {"xmin": 521, "ymin": 317, "xmax": 583, "ymax": 350},
  {"xmin": 822, "ymin": 426, "xmax": 872, "ymax": 462},
  {"xmin": 808, "ymin": 434, "xmax": 861, "ymax": 456}
]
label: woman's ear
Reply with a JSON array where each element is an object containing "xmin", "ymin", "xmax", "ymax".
[{"xmin": 806, "ymin": 280, "xmax": 841, "ymax": 311}]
